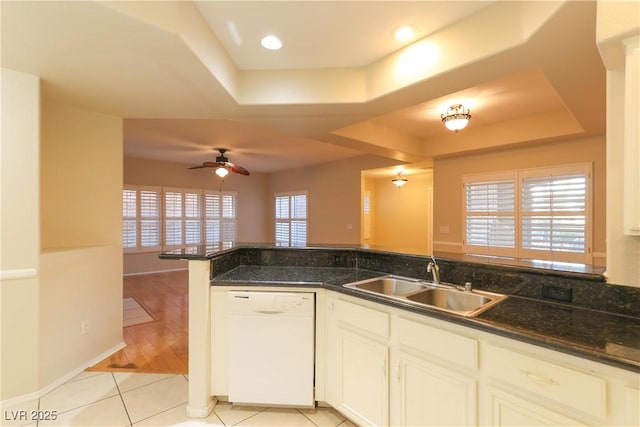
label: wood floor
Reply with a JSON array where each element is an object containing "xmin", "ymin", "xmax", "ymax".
[{"xmin": 88, "ymin": 270, "xmax": 189, "ymax": 374}]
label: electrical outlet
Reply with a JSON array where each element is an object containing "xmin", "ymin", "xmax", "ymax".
[
  {"xmin": 80, "ymin": 320, "xmax": 89, "ymax": 335},
  {"xmin": 333, "ymin": 255, "xmax": 347, "ymax": 267},
  {"xmin": 542, "ymin": 284, "xmax": 573, "ymax": 302}
]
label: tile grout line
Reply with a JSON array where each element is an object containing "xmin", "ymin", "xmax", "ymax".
[{"xmin": 111, "ymin": 372, "xmax": 133, "ymax": 427}]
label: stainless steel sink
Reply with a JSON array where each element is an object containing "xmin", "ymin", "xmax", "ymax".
[
  {"xmin": 344, "ymin": 276, "xmax": 427, "ymax": 296},
  {"xmin": 405, "ymin": 287, "xmax": 506, "ymax": 316},
  {"xmin": 343, "ymin": 275, "xmax": 506, "ymax": 317}
]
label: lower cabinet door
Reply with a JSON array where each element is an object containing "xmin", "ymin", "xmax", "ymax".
[
  {"xmin": 486, "ymin": 386, "xmax": 586, "ymax": 426},
  {"xmin": 394, "ymin": 351, "xmax": 476, "ymax": 426},
  {"xmin": 336, "ymin": 327, "xmax": 389, "ymax": 426}
]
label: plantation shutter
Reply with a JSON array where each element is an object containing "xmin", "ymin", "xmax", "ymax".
[
  {"xmin": 164, "ymin": 191, "xmax": 183, "ymax": 246},
  {"xmin": 205, "ymin": 192, "xmax": 237, "ymax": 244},
  {"xmin": 464, "ymin": 176, "xmax": 516, "ymax": 256},
  {"xmin": 122, "ymin": 189, "xmax": 137, "ymax": 248},
  {"xmin": 290, "ymin": 194, "xmax": 307, "ymax": 246},
  {"xmin": 184, "ymin": 192, "xmax": 201, "ymax": 244},
  {"xmin": 520, "ymin": 171, "xmax": 588, "ymax": 262},
  {"xmin": 275, "ymin": 193, "xmax": 307, "ymax": 246},
  {"xmin": 139, "ymin": 190, "xmax": 160, "ymax": 247}
]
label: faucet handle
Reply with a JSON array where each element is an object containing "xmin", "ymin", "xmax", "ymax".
[{"xmin": 464, "ymin": 282, "xmax": 472, "ymax": 292}]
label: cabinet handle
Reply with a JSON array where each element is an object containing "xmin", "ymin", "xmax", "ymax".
[
  {"xmin": 521, "ymin": 369, "xmax": 558, "ymax": 385},
  {"xmin": 395, "ymin": 363, "xmax": 401, "ymax": 383},
  {"xmin": 383, "ymin": 357, "xmax": 387, "ymax": 379},
  {"xmin": 328, "ymin": 302, "xmax": 334, "ymax": 310}
]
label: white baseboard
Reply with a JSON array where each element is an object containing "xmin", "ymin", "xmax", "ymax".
[
  {"xmin": 124, "ymin": 267, "xmax": 188, "ymax": 277},
  {"xmin": 186, "ymin": 397, "xmax": 216, "ymax": 418},
  {"xmin": 0, "ymin": 341, "xmax": 126, "ymax": 408}
]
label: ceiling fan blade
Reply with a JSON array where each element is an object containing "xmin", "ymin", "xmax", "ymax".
[
  {"xmin": 228, "ymin": 162, "xmax": 250, "ymax": 176},
  {"xmin": 188, "ymin": 161, "xmax": 220, "ymax": 169}
]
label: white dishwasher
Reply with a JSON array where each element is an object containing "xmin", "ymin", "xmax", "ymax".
[{"xmin": 227, "ymin": 291, "xmax": 315, "ymax": 407}]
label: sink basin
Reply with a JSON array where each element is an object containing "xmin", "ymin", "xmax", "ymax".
[
  {"xmin": 405, "ymin": 287, "xmax": 506, "ymax": 316},
  {"xmin": 343, "ymin": 275, "xmax": 506, "ymax": 317},
  {"xmin": 344, "ymin": 276, "xmax": 427, "ymax": 296}
]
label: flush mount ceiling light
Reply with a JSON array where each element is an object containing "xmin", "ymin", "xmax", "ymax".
[
  {"xmin": 261, "ymin": 35, "xmax": 283, "ymax": 50},
  {"xmin": 394, "ymin": 25, "xmax": 416, "ymax": 42},
  {"xmin": 441, "ymin": 104, "xmax": 471, "ymax": 132},
  {"xmin": 215, "ymin": 167, "xmax": 229, "ymax": 178},
  {"xmin": 392, "ymin": 173, "xmax": 408, "ymax": 188}
]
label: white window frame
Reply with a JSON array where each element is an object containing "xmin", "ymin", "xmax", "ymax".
[
  {"xmin": 122, "ymin": 185, "xmax": 162, "ymax": 253},
  {"xmin": 462, "ymin": 164, "xmax": 592, "ymax": 264},
  {"xmin": 275, "ymin": 191, "xmax": 308, "ymax": 246}
]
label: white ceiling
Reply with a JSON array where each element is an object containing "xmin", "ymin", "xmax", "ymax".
[{"xmin": 1, "ymin": 1, "xmax": 607, "ymax": 176}]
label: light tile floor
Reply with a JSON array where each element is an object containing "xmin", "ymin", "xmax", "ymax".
[{"xmin": 1, "ymin": 372, "xmax": 356, "ymax": 427}]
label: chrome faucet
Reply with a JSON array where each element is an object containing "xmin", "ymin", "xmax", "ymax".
[{"xmin": 427, "ymin": 256, "xmax": 440, "ymax": 284}]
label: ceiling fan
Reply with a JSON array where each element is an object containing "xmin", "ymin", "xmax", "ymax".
[{"xmin": 189, "ymin": 148, "xmax": 250, "ymax": 177}]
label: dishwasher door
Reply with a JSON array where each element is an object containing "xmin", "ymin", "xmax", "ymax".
[{"xmin": 227, "ymin": 291, "xmax": 315, "ymax": 407}]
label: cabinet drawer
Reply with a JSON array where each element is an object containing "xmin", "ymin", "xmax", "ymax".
[
  {"xmin": 396, "ymin": 317, "xmax": 477, "ymax": 370},
  {"xmin": 334, "ymin": 298, "xmax": 389, "ymax": 338},
  {"xmin": 486, "ymin": 344, "xmax": 606, "ymax": 419}
]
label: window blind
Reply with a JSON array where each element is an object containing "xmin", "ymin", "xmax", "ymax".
[
  {"xmin": 122, "ymin": 189, "xmax": 137, "ymax": 248},
  {"xmin": 164, "ymin": 191, "xmax": 183, "ymax": 246},
  {"xmin": 122, "ymin": 187, "xmax": 161, "ymax": 251},
  {"xmin": 464, "ymin": 179, "xmax": 515, "ymax": 252},
  {"xmin": 463, "ymin": 164, "xmax": 591, "ymax": 263},
  {"xmin": 521, "ymin": 173, "xmax": 587, "ymax": 254},
  {"xmin": 139, "ymin": 191, "xmax": 160, "ymax": 247},
  {"xmin": 275, "ymin": 193, "xmax": 307, "ymax": 246},
  {"xmin": 205, "ymin": 192, "xmax": 237, "ymax": 244}
]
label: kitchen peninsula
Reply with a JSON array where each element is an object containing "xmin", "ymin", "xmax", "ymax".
[{"xmin": 160, "ymin": 244, "xmax": 640, "ymax": 426}]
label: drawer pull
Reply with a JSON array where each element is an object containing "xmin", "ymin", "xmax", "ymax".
[{"xmin": 522, "ymin": 370, "xmax": 559, "ymax": 385}]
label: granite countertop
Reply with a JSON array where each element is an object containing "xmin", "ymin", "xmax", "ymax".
[{"xmin": 212, "ymin": 265, "xmax": 640, "ymax": 373}]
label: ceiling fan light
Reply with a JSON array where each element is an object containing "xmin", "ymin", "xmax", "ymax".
[
  {"xmin": 441, "ymin": 104, "xmax": 471, "ymax": 132},
  {"xmin": 215, "ymin": 167, "xmax": 229, "ymax": 178}
]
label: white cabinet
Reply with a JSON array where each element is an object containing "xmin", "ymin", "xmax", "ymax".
[
  {"xmin": 336, "ymin": 328, "xmax": 389, "ymax": 426},
  {"xmin": 394, "ymin": 351, "xmax": 476, "ymax": 426},
  {"xmin": 326, "ymin": 296, "xmax": 390, "ymax": 426},
  {"xmin": 486, "ymin": 386, "xmax": 585, "ymax": 426},
  {"xmin": 391, "ymin": 316, "xmax": 478, "ymax": 426},
  {"xmin": 325, "ymin": 294, "xmax": 479, "ymax": 427}
]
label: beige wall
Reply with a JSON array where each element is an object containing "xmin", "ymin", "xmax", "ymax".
[
  {"xmin": 1, "ymin": 68, "xmax": 41, "ymax": 400},
  {"xmin": 433, "ymin": 136, "xmax": 607, "ymax": 265},
  {"xmin": 1, "ymin": 80, "xmax": 125, "ymax": 401},
  {"xmin": 38, "ymin": 100, "xmax": 124, "ymax": 392},
  {"xmin": 268, "ymin": 155, "xmax": 398, "ymax": 245},
  {"xmin": 368, "ymin": 172, "xmax": 433, "ymax": 255},
  {"xmin": 41, "ymin": 102, "xmax": 123, "ymax": 249},
  {"xmin": 123, "ymin": 156, "xmax": 270, "ymax": 274}
]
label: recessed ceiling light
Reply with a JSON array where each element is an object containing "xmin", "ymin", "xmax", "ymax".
[
  {"xmin": 261, "ymin": 35, "xmax": 283, "ymax": 50},
  {"xmin": 394, "ymin": 25, "xmax": 416, "ymax": 42}
]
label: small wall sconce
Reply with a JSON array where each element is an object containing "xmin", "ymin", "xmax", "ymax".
[
  {"xmin": 392, "ymin": 173, "xmax": 408, "ymax": 188},
  {"xmin": 441, "ymin": 104, "xmax": 471, "ymax": 132}
]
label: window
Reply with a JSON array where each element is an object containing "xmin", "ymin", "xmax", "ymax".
[
  {"xmin": 122, "ymin": 186, "xmax": 161, "ymax": 251},
  {"xmin": 205, "ymin": 192, "xmax": 237, "ymax": 245},
  {"xmin": 275, "ymin": 192, "xmax": 307, "ymax": 246},
  {"xmin": 122, "ymin": 186, "xmax": 237, "ymax": 251},
  {"xmin": 464, "ymin": 173, "xmax": 515, "ymax": 257},
  {"xmin": 463, "ymin": 164, "xmax": 591, "ymax": 263}
]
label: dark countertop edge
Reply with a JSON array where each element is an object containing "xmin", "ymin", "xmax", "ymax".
[
  {"xmin": 211, "ymin": 271, "xmax": 640, "ymax": 374},
  {"xmin": 159, "ymin": 244, "xmax": 606, "ymax": 281}
]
